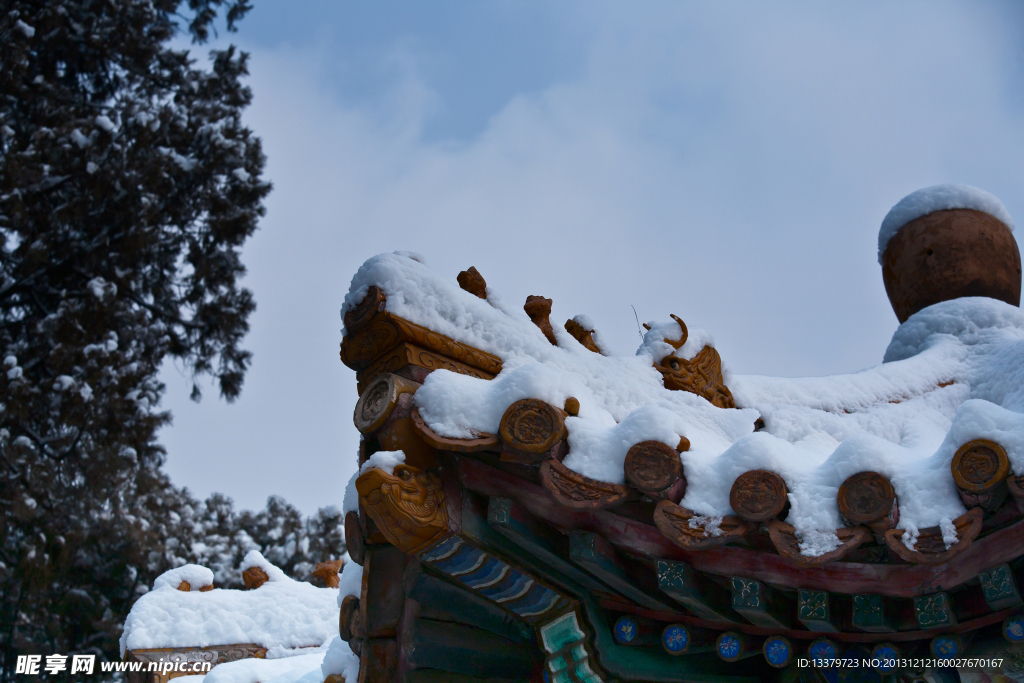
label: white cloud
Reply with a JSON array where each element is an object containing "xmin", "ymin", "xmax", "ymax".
[{"xmin": 161, "ymin": 2, "xmax": 1024, "ymax": 513}]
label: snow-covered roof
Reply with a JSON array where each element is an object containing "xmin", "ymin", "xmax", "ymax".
[
  {"xmin": 343, "ymin": 252, "xmax": 1024, "ymax": 557},
  {"xmin": 120, "ymin": 553, "xmax": 340, "ymax": 657},
  {"xmin": 877, "ymin": 183, "xmax": 1015, "ymax": 263}
]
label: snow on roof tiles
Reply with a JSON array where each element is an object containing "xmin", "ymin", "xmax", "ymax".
[{"xmin": 345, "ymin": 252, "xmax": 1024, "ymax": 557}]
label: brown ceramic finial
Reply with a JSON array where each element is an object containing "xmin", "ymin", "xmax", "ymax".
[
  {"xmin": 242, "ymin": 565, "xmax": 269, "ymax": 590},
  {"xmin": 457, "ymin": 266, "xmax": 487, "ymax": 299},
  {"xmin": 564, "ymin": 319, "xmax": 601, "ymax": 353},
  {"xmin": 524, "ymin": 295, "xmax": 557, "ymax": 345},
  {"xmin": 311, "ymin": 559, "xmax": 344, "ymax": 588},
  {"xmin": 882, "ymin": 209, "xmax": 1021, "ymax": 323}
]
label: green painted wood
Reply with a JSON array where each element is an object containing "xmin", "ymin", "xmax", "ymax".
[
  {"xmin": 569, "ymin": 530, "xmax": 675, "ymax": 612},
  {"xmin": 979, "ymin": 564, "xmax": 1024, "ymax": 611},
  {"xmin": 465, "ymin": 492, "xmax": 756, "ymax": 682},
  {"xmin": 657, "ymin": 560, "xmax": 740, "ymax": 623},
  {"xmin": 406, "ymin": 618, "xmax": 541, "ymax": 680},
  {"xmin": 797, "ymin": 589, "xmax": 838, "ymax": 633},
  {"xmin": 729, "ymin": 577, "xmax": 792, "ymax": 629},
  {"xmin": 487, "ymin": 496, "xmax": 611, "ymax": 594},
  {"xmin": 913, "ymin": 592, "xmax": 957, "ymax": 629},
  {"xmin": 407, "ymin": 571, "xmax": 535, "ymax": 644},
  {"xmin": 852, "ymin": 594, "xmax": 895, "ymax": 633}
]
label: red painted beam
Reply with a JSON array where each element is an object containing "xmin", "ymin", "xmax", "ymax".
[{"xmin": 457, "ymin": 457, "xmax": 1024, "ymax": 598}]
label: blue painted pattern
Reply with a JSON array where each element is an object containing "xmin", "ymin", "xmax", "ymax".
[
  {"xmin": 763, "ymin": 636, "xmax": 791, "ymax": 668},
  {"xmin": 807, "ymin": 638, "xmax": 837, "ymax": 665},
  {"xmin": 871, "ymin": 644, "xmax": 898, "ymax": 672},
  {"xmin": 662, "ymin": 624, "xmax": 689, "ymax": 654},
  {"xmin": 717, "ymin": 633, "xmax": 742, "ymax": 660},
  {"xmin": 613, "ymin": 616, "xmax": 637, "ymax": 644},
  {"xmin": 931, "ymin": 634, "xmax": 959, "ymax": 659},
  {"xmin": 420, "ymin": 534, "xmax": 566, "ymax": 623},
  {"xmin": 1005, "ymin": 614, "xmax": 1024, "ymax": 643}
]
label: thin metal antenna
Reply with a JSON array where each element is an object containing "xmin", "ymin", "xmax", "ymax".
[{"xmin": 631, "ymin": 305, "xmax": 643, "ymax": 341}]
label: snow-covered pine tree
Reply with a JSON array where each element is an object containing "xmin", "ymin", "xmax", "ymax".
[
  {"xmin": 178, "ymin": 495, "xmax": 348, "ymax": 589},
  {"xmin": 0, "ymin": 0, "xmax": 289, "ymax": 675}
]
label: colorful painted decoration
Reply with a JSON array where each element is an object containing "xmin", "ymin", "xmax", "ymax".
[
  {"xmin": 661, "ymin": 624, "xmax": 689, "ymax": 655},
  {"xmin": 613, "ymin": 616, "xmax": 637, "ymax": 645},
  {"xmin": 807, "ymin": 638, "xmax": 838, "ymax": 666},
  {"xmin": 870, "ymin": 643, "xmax": 898, "ymax": 673},
  {"xmin": 716, "ymin": 632, "xmax": 743, "ymax": 662},
  {"xmin": 1004, "ymin": 614, "xmax": 1024, "ymax": 643},
  {"xmin": 763, "ymin": 636, "xmax": 792, "ymax": 668},
  {"xmin": 930, "ymin": 634, "xmax": 960, "ymax": 659}
]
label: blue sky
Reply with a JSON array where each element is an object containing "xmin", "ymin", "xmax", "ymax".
[{"xmin": 160, "ymin": 1, "xmax": 1024, "ymax": 513}]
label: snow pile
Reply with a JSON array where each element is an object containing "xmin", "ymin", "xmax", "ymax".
[
  {"xmin": 120, "ymin": 556, "xmax": 340, "ymax": 657},
  {"xmin": 878, "ymin": 184, "xmax": 1014, "ymax": 263},
  {"xmin": 359, "ymin": 450, "xmax": 405, "ymax": 475},
  {"xmin": 152, "ymin": 565, "xmax": 214, "ymax": 592},
  {"xmin": 344, "ymin": 253, "xmax": 1024, "ymax": 557},
  {"xmin": 204, "ymin": 647, "xmax": 329, "ymax": 683}
]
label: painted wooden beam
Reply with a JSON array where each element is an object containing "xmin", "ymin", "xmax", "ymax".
[
  {"xmin": 978, "ymin": 563, "xmax": 1024, "ymax": 611},
  {"xmin": 466, "ymin": 491, "xmax": 754, "ymax": 682},
  {"xmin": 406, "ymin": 570, "xmax": 536, "ymax": 645},
  {"xmin": 569, "ymin": 530, "xmax": 675, "ymax": 612},
  {"xmin": 404, "ymin": 617, "xmax": 541, "ymax": 680},
  {"xmin": 458, "ymin": 457, "xmax": 1024, "ymax": 598},
  {"xmin": 729, "ymin": 577, "xmax": 792, "ymax": 629},
  {"xmin": 914, "ymin": 592, "xmax": 957, "ymax": 629},
  {"xmin": 487, "ymin": 496, "xmax": 611, "ymax": 595},
  {"xmin": 656, "ymin": 559, "xmax": 740, "ymax": 623},
  {"xmin": 660, "ymin": 623, "xmax": 717, "ymax": 656},
  {"xmin": 797, "ymin": 589, "xmax": 838, "ymax": 633},
  {"xmin": 852, "ymin": 594, "xmax": 895, "ymax": 633}
]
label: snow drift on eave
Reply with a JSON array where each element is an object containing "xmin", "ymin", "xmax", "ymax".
[
  {"xmin": 877, "ymin": 183, "xmax": 1014, "ymax": 264},
  {"xmin": 343, "ymin": 252, "xmax": 1024, "ymax": 557}
]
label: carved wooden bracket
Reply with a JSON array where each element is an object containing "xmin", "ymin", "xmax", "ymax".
[
  {"xmin": 653, "ymin": 315, "xmax": 736, "ymax": 409},
  {"xmin": 729, "ymin": 470, "xmax": 788, "ymax": 523},
  {"xmin": 344, "ymin": 510, "xmax": 365, "ymax": 566},
  {"xmin": 457, "ymin": 266, "xmax": 487, "ymax": 299},
  {"xmin": 356, "ymin": 464, "xmax": 449, "ymax": 556},
  {"xmin": 653, "ymin": 500, "xmax": 749, "ymax": 550},
  {"xmin": 540, "ymin": 459, "xmax": 632, "ymax": 510},
  {"xmin": 766, "ymin": 522, "xmax": 871, "ymax": 565},
  {"xmin": 524, "ymin": 295, "xmax": 557, "ymax": 345},
  {"xmin": 883, "ymin": 507, "xmax": 983, "ymax": 565},
  {"xmin": 339, "ymin": 594, "xmax": 360, "ymax": 642},
  {"xmin": 837, "ymin": 471, "xmax": 899, "ymax": 534}
]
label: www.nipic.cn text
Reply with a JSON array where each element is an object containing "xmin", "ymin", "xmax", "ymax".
[{"xmin": 14, "ymin": 655, "xmax": 213, "ymax": 676}]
